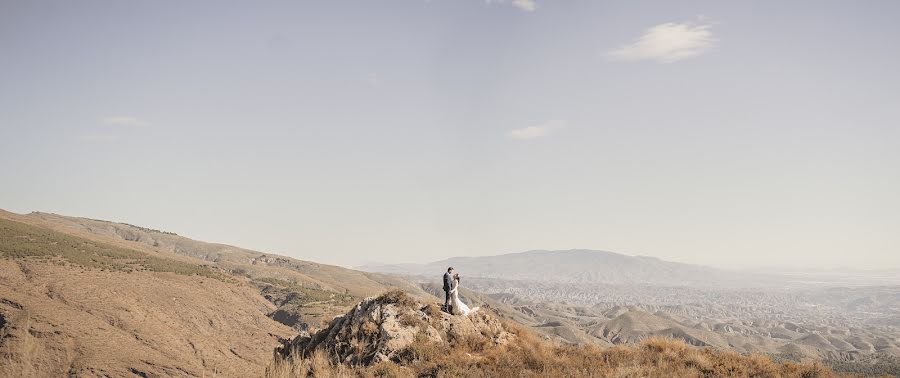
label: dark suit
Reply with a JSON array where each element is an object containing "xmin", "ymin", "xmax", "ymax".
[{"xmin": 443, "ymin": 272, "xmax": 453, "ymax": 309}]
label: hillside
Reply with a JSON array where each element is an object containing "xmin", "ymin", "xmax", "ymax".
[
  {"xmin": 267, "ymin": 291, "xmax": 843, "ymax": 377},
  {"xmin": 0, "ymin": 210, "xmax": 434, "ymax": 329},
  {"xmin": 0, "ymin": 217, "xmax": 294, "ymax": 376}
]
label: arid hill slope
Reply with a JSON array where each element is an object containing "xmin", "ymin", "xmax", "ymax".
[
  {"xmin": 2, "ymin": 210, "xmax": 429, "ymax": 297},
  {"xmin": 0, "ymin": 210, "xmax": 434, "ymax": 329},
  {"xmin": 0, "ymin": 217, "xmax": 294, "ymax": 377}
]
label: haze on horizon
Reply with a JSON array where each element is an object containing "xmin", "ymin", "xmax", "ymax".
[{"xmin": 1, "ymin": 1, "xmax": 898, "ymax": 270}]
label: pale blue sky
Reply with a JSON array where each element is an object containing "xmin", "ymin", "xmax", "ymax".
[{"xmin": 2, "ymin": 1, "xmax": 898, "ymax": 269}]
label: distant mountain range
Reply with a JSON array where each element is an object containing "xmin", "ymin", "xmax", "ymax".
[
  {"xmin": 361, "ymin": 249, "xmax": 900, "ymax": 288},
  {"xmin": 361, "ymin": 249, "xmax": 769, "ymax": 288},
  {"xmin": 361, "ymin": 249, "xmax": 900, "ymax": 368}
]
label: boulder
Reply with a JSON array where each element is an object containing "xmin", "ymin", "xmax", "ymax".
[{"xmin": 278, "ymin": 291, "xmax": 515, "ymax": 365}]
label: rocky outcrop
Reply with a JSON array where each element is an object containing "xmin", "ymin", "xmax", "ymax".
[{"xmin": 276, "ymin": 291, "xmax": 515, "ymax": 365}]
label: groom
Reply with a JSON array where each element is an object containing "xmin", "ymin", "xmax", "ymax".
[{"xmin": 442, "ymin": 267, "xmax": 454, "ymax": 312}]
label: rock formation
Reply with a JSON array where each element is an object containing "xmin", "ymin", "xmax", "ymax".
[{"xmin": 276, "ymin": 290, "xmax": 515, "ymax": 365}]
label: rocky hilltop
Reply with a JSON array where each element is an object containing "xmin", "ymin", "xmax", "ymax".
[{"xmin": 277, "ymin": 290, "xmax": 514, "ymax": 366}]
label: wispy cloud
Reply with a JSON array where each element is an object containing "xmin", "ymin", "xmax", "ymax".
[
  {"xmin": 78, "ymin": 134, "xmax": 120, "ymax": 142},
  {"xmin": 608, "ymin": 20, "xmax": 716, "ymax": 63},
  {"xmin": 101, "ymin": 116, "xmax": 151, "ymax": 127},
  {"xmin": 367, "ymin": 72, "xmax": 380, "ymax": 87},
  {"xmin": 511, "ymin": 0, "xmax": 537, "ymax": 12},
  {"xmin": 506, "ymin": 120, "xmax": 564, "ymax": 140},
  {"xmin": 487, "ymin": 0, "xmax": 537, "ymax": 12}
]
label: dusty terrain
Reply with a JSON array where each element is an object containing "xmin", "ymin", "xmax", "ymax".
[{"xmin": 0, "ymin": 219, "xmax": 294, "ymax": 377}]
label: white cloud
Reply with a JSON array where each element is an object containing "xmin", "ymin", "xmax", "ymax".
[
  {"xmin": 608, "ymin": 20, "xmax": 716, "ymax": 63},
  {"xmin": 506, "ymin": 120, "xmax": 564, "ymax": 140},
  {"xmin": 511, "ymin": 0, "xmax": 537, "ymax": 12},
  {"xmin": 79, "ymin": 134, "xmax": 119, "ymax": 142},
  {"xmin": 367, "ymin": 72, "xmax": 380, "ymax": 87},
  {"xmin": 101, "ymin": 116, "xmax": 151, "ymax": 127},
  {"xmin": 487, "ymin": 0, "xmax": 537, "ymax": 12}
]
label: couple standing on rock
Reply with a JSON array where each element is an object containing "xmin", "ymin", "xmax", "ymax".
[{"xmin": 442, "ymin": 267, "xmax": 478, "ymax": 316}]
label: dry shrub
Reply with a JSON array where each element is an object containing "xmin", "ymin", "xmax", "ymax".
[
  {"xmin": 267, "ymin": 320, "xmax": 846, "ymax": 378},
  {"xmin": 398, "ymin": 312, "xmax": 425, "ymax": 329},
  {"xmin": 267, "ymin": 349, "xmax": 355, "ymax": 378},
  {"xmin": 361, "ymin": 320, "xmax": 379, "ymax": 336},
  {"xmin": 266, "ymin": 347, "xmax": 310, "ymax": 378},
  {"xmin": 422, "ymin": 303, "xmax": 442, "ymax": 318},
  {"xmin": 367, "ymin": 361, "xmax": 413, "ymax": 378},
  {"xmin": 396, "ymin": 331, "xmax": 449, "ymax": 364},
  {"xmin": 375, "ymin": 290, "xmax": 417, "ymax": 309},
  {"xmin": 451, "ymin": 334, "xmax": 491, "ymax": 353}
]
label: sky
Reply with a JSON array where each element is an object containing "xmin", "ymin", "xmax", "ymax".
[{"xmin": 1, "ymin": 0, "xmax": 899, "ymax": 270}]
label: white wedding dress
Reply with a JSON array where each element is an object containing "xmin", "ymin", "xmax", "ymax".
[{"xmin": 449, "ymin": 279, "xmax": 479, "ymax": 316}]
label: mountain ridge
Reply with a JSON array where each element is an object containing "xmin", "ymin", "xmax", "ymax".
[{"xmin": 361, "ymin": 248, "xmax": 766, "ymax": 288}]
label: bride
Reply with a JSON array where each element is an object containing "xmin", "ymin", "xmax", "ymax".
[{"xmin": 449, "ymin": 273, "xmax": 479, "ymax": 316}]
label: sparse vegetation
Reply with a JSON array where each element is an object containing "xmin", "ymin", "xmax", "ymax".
[
  {"xmin": 254, "ymin": 276, "xmax": 363, "ymax": 330},
  {"xmin": 119, "ymin": 222, "xmax": 177, "ymax": 235},
  {"xmin": 269, "ymin": 332, "xmax": 844, "ymax": 377},
  {"xmin": 376, "ymin": 290, "xmax": 419, "ymax": 309},
  {"xmin": 398, "ymin": 312, "xmax": 425, "ymax": 328},
  {"xmin": 76, "ymin": 215, "xmax": 177, "ymax": 235},
  {"xmin": 255, "ymin": 277, "xmax": 359, "ymax": 307},
  {"xmin": 0, "ymin": 218, "xmax": 225, "ymax": 280},
  {"xmin": 824, "ymin": 353, "xmax": 900, "ymax": 376}
]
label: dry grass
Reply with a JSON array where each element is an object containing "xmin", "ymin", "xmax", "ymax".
[
  {"xmin": 398, "ymin": 312, "xmax": 427, "ymax": 329},
  {"xmin": 267, "ymin": 319, "xmax": 845, "ymax": 378},
  {"xmin": 0, "ymin": 256, "xmax": 294, "ymax": 377},
  {"xmin": 0, "ymin": 311, "xmax": 76, "ymax": 378},
  {"xmin": 376, "ymin": 290, "xmax": 418, "ymax": 309}
]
